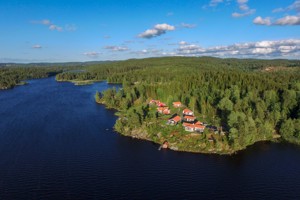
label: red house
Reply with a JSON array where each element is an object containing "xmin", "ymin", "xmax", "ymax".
[
  {"xmin": 194, "ymin": 124, "xmax": 205, "ymax": 133},
  {"xmin": 183, "ymin": 108, "xmax": 193, "ymax": 116},
  {"xmin": 195, "ymin": 121, "xmax": 203, "ymax": 125},
  {"xmin": 173, "ymin": 101, "xmax": 182, "ymax": 108},
  {"xmin": 157, "ymin": 102, "xmax": 166, "ymax": 107},
  {"xmin": 157, "ymin": 107, "xmax": 170, "ymax": 115},
  {"xmin": 182, "ymin": 123, "xmax": 205, "ymax": 133},
  {"xmin": 150, "ymin": 99, "xmax": 159, "ymax": 105},
  {"xmin": 183, "ymin": 115, "xmax": 196, "ymax": 122},
  {"xmin": 182, "ymin": 123, "xmax": 195, "ymax": 132},
  {"xmin": 168, "ymin": 116, "xmax": 181, "ymax": 125}
]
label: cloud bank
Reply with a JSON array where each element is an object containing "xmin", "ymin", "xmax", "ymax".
[
  {"xmin": 176, "ymin": 39, "xmax": 300, "ymax": 58},
  {"xmin": 254, "ymin": 0, "xmax": 300, "ymax": 26}
]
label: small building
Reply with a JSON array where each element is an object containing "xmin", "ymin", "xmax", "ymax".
[
  {"xmin": 183, "ymin": 115, "xmax": 196, "ymax": 122},
  {"xmin": 157, "ymin": 102, "xmax": 166, "ymax": 107},
  {"xmin": 194, "ymin": 124, "xmax": 205, "ymax": 133},
  {"xmin": 163, "ymin": 109, "xmax": 171, "ymax": 115},
  {"xmin": 182, "ymin": 122, "xmax": 205, "ymax": 133},
  {"xmin": 173, "ymin": 101, "xmax": 182, "ymax": 108},
  {"xmin": 157, "ymin": 107, "xmax": 170, "ymax": 115},
  {"xmin": 168, "ymin": 116, "xmax": 181, "ymax": 125},
  {"xmin": 183, "ymin": 108, "xmax": 193, "ymax": 116},
  {"xmin": 184, "ymin": 124, "xmax": 195, "ymax": 132},
  {"xmin": 150, "ymin": 99, "xmax": 159, "ymax": 105},
  {"xmin": 182, "ymin": 123, "xmax": 196, "ymax": 132},
  {"xmin": 195, "ymin": 121, "xmax": 203, "ymax": 125}
]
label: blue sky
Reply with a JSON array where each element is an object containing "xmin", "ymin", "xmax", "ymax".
[{"xmin": 0, "ymin": 0, "xmax": 300, "ymax": 63}]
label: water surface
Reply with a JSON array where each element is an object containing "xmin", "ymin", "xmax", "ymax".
[{"xmin": 0, "ymin": 77, "xmax": 300, "ymax": 199}]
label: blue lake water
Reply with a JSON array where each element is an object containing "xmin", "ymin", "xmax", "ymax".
[{"xmin": 0, "ymin": 77, "xmax": 300, "ymax": 199}]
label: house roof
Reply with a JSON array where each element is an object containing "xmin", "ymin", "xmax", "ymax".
[
  {"xmin": 173, "ymin": 101, "xmax": 182, "ymax": 105},
  {"xmin": 184, "ymin": 115, "xmax": 196, "ymax": 120},
  {"xmin": 183, "ymin": 123, "xmax": 205, "ymax": 129},
  {"xmin": 157, "ymin": 102, "xmax": 166, "ymax": 107},
  {"xmin": 157, "ymin": 107, "xmax": 169, "ymax": 111},
  {"xmin": 150, "ymin": 99, "xmax": 159, "ymax": 103},
  {"xmin": 182, "ymin": 122, "xmax": 192, "ymax": 127},
  {"xmin": 195, "ymin": 124, "xmax": 205, "ymax": 129},
  {"xmin": 163, "ymin": 109, "xmax": 170, "ymax": 113},
  {"xmin": 195, "ymin": 121, "xmax": 203, "ymax": 125},
  {"xmin": 183, "ymin": 108, "xmax": 193, "ymax": 113},
  {"xmin": 171, "ymin": 116, "xmax": 181, "ymax": 122}
]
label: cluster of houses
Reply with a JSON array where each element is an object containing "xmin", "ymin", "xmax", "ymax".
[{"xmin": 150, "ymin": 100, "xmax": 206, "ymax": 133}]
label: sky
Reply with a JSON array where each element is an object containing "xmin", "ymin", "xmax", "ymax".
[{"xmin": 0, "ymin": 0, "xmax": 300, "ymax": 63}]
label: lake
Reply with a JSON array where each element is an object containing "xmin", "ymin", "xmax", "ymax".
[{"xmin": 0, "ymin": 77, "xmax": 300, "ymax": 199}]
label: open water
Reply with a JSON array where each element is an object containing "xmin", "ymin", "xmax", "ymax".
[{"xmin": 0, "ymin": 77, "xmax": 300, "ymax": 199}]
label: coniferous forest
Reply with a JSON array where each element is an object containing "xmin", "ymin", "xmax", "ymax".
[
  {"xmin": 90, "ymin": 57, "xmax": 300, "ymax": 153},
  {"xmin": 0, "ymin": 66, "xmax": 67, "ymax": 89}
]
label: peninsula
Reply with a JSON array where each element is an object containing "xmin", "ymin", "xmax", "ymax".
[{"xmin": 91, "ymin": 57, "xmax": 300, "ymax": 154}]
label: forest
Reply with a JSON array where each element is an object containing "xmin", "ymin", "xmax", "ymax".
[
  {"xmin": 91, "ymin": 57, "xmax": 300, "ymax": 153},
  {"xmin": 0, "ymin": 65, "xmax": 77, "ymax": 89}
]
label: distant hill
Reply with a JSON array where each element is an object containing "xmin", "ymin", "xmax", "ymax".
[{"xmin": 0, "ymin": 60, "xmax": 114, "ymax": 68}]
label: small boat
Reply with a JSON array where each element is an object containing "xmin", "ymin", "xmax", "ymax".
[
  {"xmin": 158, "ymin": 141, "xmax": 169, "ymax": 150},
  {"xmin": 162, "ymin": 141, "xmax": 169, "ymax": 149}
]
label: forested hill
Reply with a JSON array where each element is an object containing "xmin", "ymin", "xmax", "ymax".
[
  {"xmin": 86, "ymin": 56, "xmax": 300, "ymax": 153},
  {"xmin": 0, "ymin": 60, "xmax": 112, "ymax": 89},
  {"xmin": 0, "ymin": 66, "xmax": 77, "ymax": 89}
]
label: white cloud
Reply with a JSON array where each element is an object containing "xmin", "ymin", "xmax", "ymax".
[
  {"xmin": 49, "ymin": 24, "xmax": 63, "ymax": 31},
  {"xmin": 274, "ymin": 15, "xmax": 300, "ymax": 25},
  {"xmin": 32, "ymin": 44, "xmax": 42, "ymax": 49},
  {"xmin": 239, "ymin": 4, "xmax": 249, "ymax": 11},
  {"xmin": 232, "ymin": 9, "xmax": 255, "ymax": 17},
  {"xmin": 237, "ymin": 0, "xmax": 248, "ymax": 3},
  {"xmin": 272, "ymin": 8, "xmax": 285, "ymax": 13},
  {"xmin": 289, "ymin": 0, "xmax": 300, "ymax": 12},
  {"xmin": 181, "ymin": 23, "xmax": 197, "ymax": 28},
  {"xmin": 154, "ymin": 24, "xmax": 175, "ymax": 31},
  {"xmin": 139, "ymin": 49, "xmax": 161, "ymax": 54},
  {"xmin": 138, "ymin": 23, "xmax": 175, "ymax": 39},
  {"xmin": 257, "ymin": 1, "xmax": 300, "ymax": 26},
  {"xmin": 65, "ymin": 24, "xmax": 77, "ymax": 32},
  {"xmin": 232, "ymin": 0, "xmax": 255, "ymax": 18},
  {"xmin": 273, "ymin": 0, "xmax": 300, "ymax": 13},
  {"xmin": 253, "ymin": 16, "xmax": 271, "ymax": 25},
  {"xmin": 179, "ymin": 41, "xmax": 188, "ymax": 45},
  {"xmin": 167, "ymin": 12, "xmax": 174, "ymax": 16},
  {"xmin": 31, "ymin": 19, "xmax": 76, "ymax": 32},
  {"xmin": 104, "ymin": 46, "xmax": 129, "ymax": 51},
  {"xmin": 83, "ymin": 52, "xmax": 101, "ymax": 57},
  {"xmin": 175, "ymin": 39, "xmax": 300, "ymax": 58},
  {"xmin": 209, "ymin": 0, "xmax": 224, "ymax": 7},
  {"xmin": 31, "ymin": 19, "xmax": 51, "ymax": 25},
  {"xmin": 254, "ymin": 15, "xmax": 300, "ymax": 26}
]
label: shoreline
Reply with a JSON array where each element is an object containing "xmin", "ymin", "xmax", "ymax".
[
  {"xmin": 56, "ymin": 79, "xmax": 103, "ymax": 86},
  {"xmin": 96, "ymin": 100, "xmax": 280, "ymax": 155}
]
